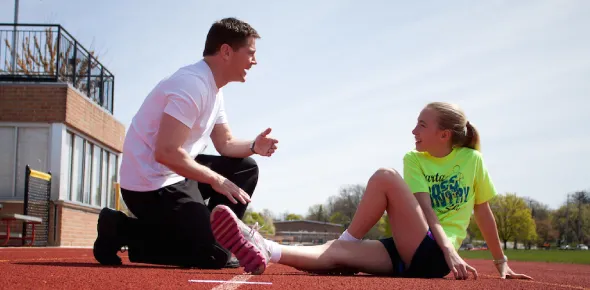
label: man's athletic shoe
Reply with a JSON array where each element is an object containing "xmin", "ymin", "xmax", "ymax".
[
  {"xmin": 93, "ymin": 207, "xmax": 127, "ymax": 266},
  {"xmin": 210, "ymin": 205, "xmax": 271, "ymax": 275},
  {"xmin": 224, "ymin": 256, "xmax": 240, "ymax": 268}
]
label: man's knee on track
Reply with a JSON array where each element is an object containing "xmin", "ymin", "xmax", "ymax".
[
  {"xmin": 181, "ymin": 246, "xmax": 229, "ymax": 269},
  {"xmin": 176, "ymin": 202, "xmax": 217, "ymax": 242}
]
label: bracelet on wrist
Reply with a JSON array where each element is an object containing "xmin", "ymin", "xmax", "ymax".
[
  {"xmin": 250, "ymin": 141, "xmax": 256, "ymax": 154},
  {"xmin": 493, "ymin": 255, "xmax": 508, "ymax": 265}
]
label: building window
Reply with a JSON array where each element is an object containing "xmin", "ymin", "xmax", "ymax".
[
  {"xmin": 0, "ymin": 127, "xmax": 17, "ymax": 198},
  {"xmin": 101, "ymin": 149, "xmax": 109, "ymax": 206},
  {"xmin": 64, "ymin": 131, "xmax": 119, "ymax": 208},
  {"xmin": 64, "ymin": 133, "xmax": 73, "ymax": 201},
  {"xmin": 91, "ymin": 145, "xmax": 101, "ymax": 206},
  {"xmin": 0, "ymin": 126, "xmax": 49, "ymax": 199},
  {"xmin": 83, "ymin": 141, "xmax": 93, "ymax": 204},
  {"xmin": 108, "ymin": 152, "xmax": 118, "ymax": 209},
  {"xmin": 71, "ymin": 135, "xmax": 84, "ymax": 202}
]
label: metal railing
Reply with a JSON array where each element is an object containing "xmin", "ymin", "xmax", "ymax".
[{"xmin": 0, "ymin": 24, "xmax": 115, "ymax": 114}]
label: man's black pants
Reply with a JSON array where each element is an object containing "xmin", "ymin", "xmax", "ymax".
[{"xmin": 119, "ymin": 154, "xmax": 258, "ymax": 268}]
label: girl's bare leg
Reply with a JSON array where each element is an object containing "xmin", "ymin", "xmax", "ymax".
[
  {"xmin": 277, "ymin": 239, "xmax": 393, "ymax": 275},
  {"xmin": 343, "ymin": 168, "xmax": 429, "ymax": 266},
  {"xmin": 210, "ymin": 168, "xmax": 429, "ymax": 275},
  {"xmin": 274, "ymin": 168, "xmax": 429, "ymax": 274}
]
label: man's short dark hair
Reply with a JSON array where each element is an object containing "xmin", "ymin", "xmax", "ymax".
[{"xmin": 203, "ymin": 17, "xmax": 260, "ymax": 56}]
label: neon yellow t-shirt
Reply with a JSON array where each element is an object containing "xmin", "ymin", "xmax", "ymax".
[{"xmin": 403, "ymin": 147, "xmax": 497, "ymax": 250}]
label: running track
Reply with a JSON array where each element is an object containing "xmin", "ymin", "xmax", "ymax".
[{"xmin": 1, "ymin": 248, "xmax": 589, "ymax": 289}]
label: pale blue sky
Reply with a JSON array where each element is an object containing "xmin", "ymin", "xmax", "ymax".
[{"xmin": 2, "ymin": 0, "xmax": 589, "ymax": 217}]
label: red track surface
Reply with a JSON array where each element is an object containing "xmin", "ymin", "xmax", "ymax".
[{"xmin": 1, "ymin": 248, "xmax": 589, "ymax": 289}]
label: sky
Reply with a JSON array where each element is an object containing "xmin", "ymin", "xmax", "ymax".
[{"xmin": 1, "ymin": 0, "xmax": 589, "ymax": 218}]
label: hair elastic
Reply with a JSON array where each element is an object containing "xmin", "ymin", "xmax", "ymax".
[{"xmin": 464, "ymin": 121, "xmax": 470, "ymax": 136}]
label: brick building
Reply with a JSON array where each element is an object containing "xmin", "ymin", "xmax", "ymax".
[
  {"xmin": 0, "ymin": 24, "xmax": 124, "ymax": 247},
  {"xmin": 272, "ymin": 220, "xmax": 344, "ymax": 245}
]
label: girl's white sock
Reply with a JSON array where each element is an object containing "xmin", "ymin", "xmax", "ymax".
[
  {"xmin": 264, "ymin": 239, "xmax": 282, "ymax": 263},
  {"xmin": 338, "ymin": 229, "xmax": 361, "ymax": 242}
]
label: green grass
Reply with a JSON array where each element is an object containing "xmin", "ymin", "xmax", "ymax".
[{"xmin": 459, "ymin": 249, "xmax": 590, "ymax": 265}]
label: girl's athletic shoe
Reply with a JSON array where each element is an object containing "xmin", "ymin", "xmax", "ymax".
[{"xmin": 210, "ymin": 204, "xmax": 271, "ymax": 275}]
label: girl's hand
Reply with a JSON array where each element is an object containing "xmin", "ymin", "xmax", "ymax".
[
  {"xmin": 444, "ymin": 247, "xmax": 478, "ymax": 280},
  {"xmin": 495, "ymin": 261, "xmax": 533, "ymax": 280}
]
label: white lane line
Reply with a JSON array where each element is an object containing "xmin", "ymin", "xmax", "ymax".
[
  {"xmin": 480, "ymin": 274, "xmax": 588, "ymax": 290},
  {"xmin": 189, "ymin": 264, "xmax": 273, "ymax": 290},
  {"xmin": 188, "ymin": 277, "xmax": 272, "ymax": 286}
]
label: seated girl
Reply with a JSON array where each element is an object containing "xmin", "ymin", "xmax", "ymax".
[{"xmin": 209, "ymin": 102, "xmax": 532, "ymax": 280}]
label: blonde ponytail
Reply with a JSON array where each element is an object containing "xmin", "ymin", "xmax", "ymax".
[
  {"xmin": 426, "ymin": 102, "xmax": 482, "ymax": 151},
  {"xmin": 463, "ymin": 121, "xmax": 480, "ymax": 151}
]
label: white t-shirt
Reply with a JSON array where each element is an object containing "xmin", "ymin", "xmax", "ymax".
[{"xmin": 119, "ymin": 60, "xmax": 227, "ymax": 192}]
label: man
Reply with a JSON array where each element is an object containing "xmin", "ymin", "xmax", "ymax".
[{"xmin": 93, "ymin": 17, "xmax": 278, "ymax": 269}]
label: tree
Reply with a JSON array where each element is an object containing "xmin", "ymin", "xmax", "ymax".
[
  {"xmin": 285, "ymin": 213, "xmax": 304, "ymax": 221},
  {"xmin": 467, "ymin": 216, "xmax": 483, "ymax": 242},
  {"xmin": 382, "ymin": 215, "xmax": 392, "ymax": 237},
  {"xmin": 553, "ymin": 192, "xmax": 590, "ymax": 245},
  {"xmin": 535, "ymin": 218, "xmax": 558, "ymax": 245},
  {"xmin": 260, "ymin": 209, "xmax": 276, "ymax": 236},
  {"xmin": 328, "ymin": 211, "xmax": 350, "ymax": 225},
  {"xmin": 489, "ymin": 193, "xmax": 537, "ymax": 249},
  {"xmin": 516, "ymin": 218, "xmax": 538, "ymax": 249},
  {"xmin": 326, "ymin": 184, "xmax": 365, "ymax": 223},
  {"xmin": 553, "ymin": 204, "xmax": 575, "ymax": 245},
  {"xmin": 523, "ymin": 197, "xmax": 551, "ymax": 221},
  {"xmin": 305, "ymin": 183, "xmax": 395, "ymax": 239},
  {"xmin": 261, "ymin": 209, "xmax": 276, "ymax": 221},
  {"xmin": 572, "ymin": 191, "xmax": 590, "ymax": 243},
  {"xmin": 523, "ymin": 197, "xmax": 555, "ymax": 247},
  {"xmin": 364, "ymin": 215, "xmax": 390, "ymax": 239},
  {"xmin": 243, "ymin": 208, "xmax": 275, "ymax": 236},
  {"xmin": 306, "ymin": 204, "xmax": 329, "ymax": 222},
  {"xmin": 2, "ymin": 27, "xmax": 104, "ymax": 100}
]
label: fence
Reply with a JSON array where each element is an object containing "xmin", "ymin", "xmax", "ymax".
[{"xmin": 0, "ymin": 23, "xmax": 115, "ymax": 114}]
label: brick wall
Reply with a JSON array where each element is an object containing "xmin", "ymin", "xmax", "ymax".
[
  {"xmin": 56, "ymin": 201, "xmax": 100, "ymax": 247},
  {"xmin": 64, "ymin": 87, "xmax": 125, "ymax": 152},
  {"xmin": 0, "ymin": 83, "xmax": 126, "ymax": 153},
  {"xmin": 0, "ymin": 84, "xmax": 67, "ymax": 123},
  {"xmin": 0, "ymin": 202, "xmax": 24, "ymax": 216}
]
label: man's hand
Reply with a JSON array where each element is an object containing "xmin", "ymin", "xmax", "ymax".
[
  {"xmin": 443, "ymin": 246, "xmax": 478, "ymax": 280},
  {"xmin": 253, "ymin": 128, "xmax": 278, "ymax": 157},
  {"xmin": 495, "ymin": 261, "xmax": 533, "ymax": 280},
  {"xmin": 210, "ymin": 174, "xmax": 251, "ymax": 205}
]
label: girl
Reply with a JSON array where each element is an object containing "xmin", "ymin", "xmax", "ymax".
[{"xmin": 209, "ymin": 102, "xmax": 533, "ymax": 280}]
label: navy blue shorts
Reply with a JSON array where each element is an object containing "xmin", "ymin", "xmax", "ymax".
[{"xmin": 378, "ymin": 229, "xmax": 450, "ymax": 278}]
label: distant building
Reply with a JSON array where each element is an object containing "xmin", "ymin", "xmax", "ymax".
[
  {"xmin": 271, "ymin": 220, "xmax": 344, "ymax": 245},
  {"xmin": 0, "ymin": 24, "xmax": 124, "ymax": 247}
]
